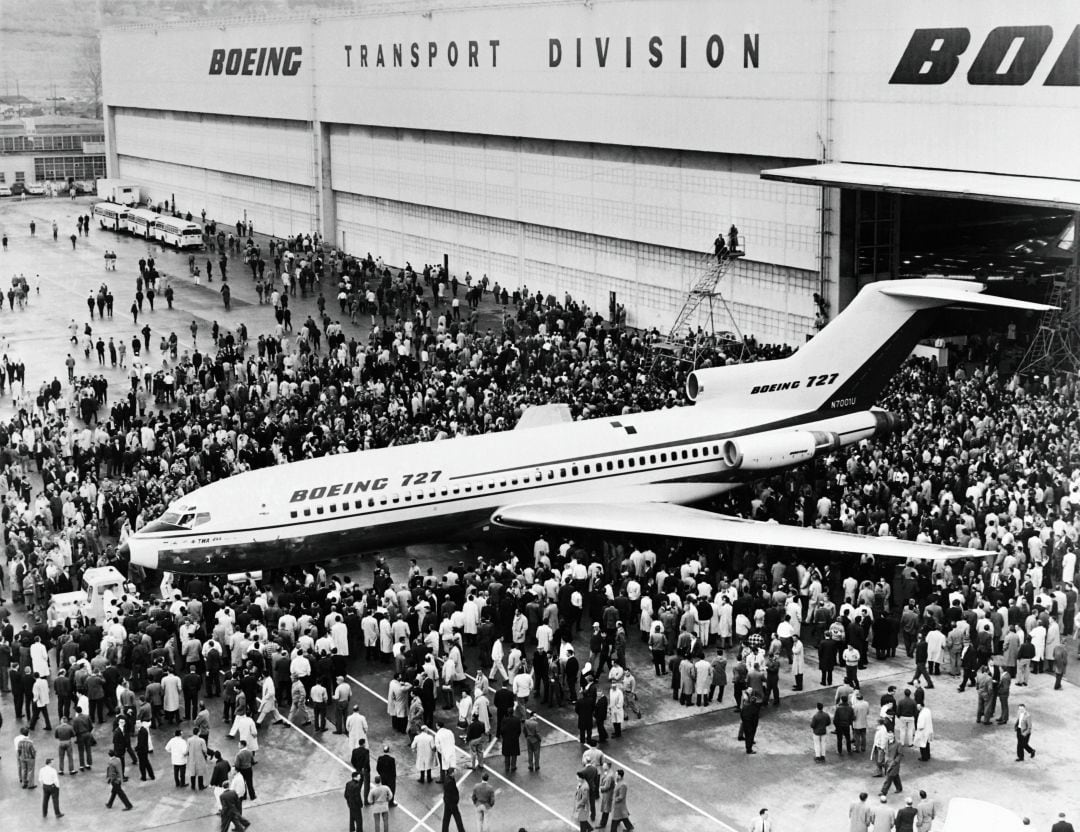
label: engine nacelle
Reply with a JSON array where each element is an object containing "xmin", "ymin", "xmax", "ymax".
[{"xmin": 722, "ymin": 430, "xmax": 841, "ymax": 471}]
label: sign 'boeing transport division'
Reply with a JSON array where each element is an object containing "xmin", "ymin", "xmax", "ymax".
[{"xmin": 102, "ymin": 0, "xmax": 1080, "ymax": 178}]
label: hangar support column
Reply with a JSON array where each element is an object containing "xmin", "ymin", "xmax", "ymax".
[
  {"xmin": 310, "ymin": 17, "xmax": 336, "ymax": 244},
  {"xmin": 103, "ymin": 103, "xmax": 119, "ymax": 177},
  {"xmin": 314, "ymin": 120, "xmax": 336, "ymax": 244}
]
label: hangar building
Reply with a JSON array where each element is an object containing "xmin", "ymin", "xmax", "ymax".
[{"xmin": 100, "ymin": 0, "xmax": 1080, "ymax": 344}]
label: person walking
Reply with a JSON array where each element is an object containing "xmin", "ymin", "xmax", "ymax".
[
  {"xmin": 235, "ymin": 740, "xmax": 257, "ymax": 799},
  {"xmin": 221, "ymin": 786, "xmax": 251, "ymax": 832},
  {"xmin": 471, "ymin": 772, "xmax": 496, "ymax": 832},
  {"xmin": 879, "ymin": 732, "xmax": 903, "ymax": 796},
  {"xmin": 440, "ymin": 775, "xmax": 466, "ymax": 832},
  {"xmin": 105, "ymin": 750, "xmax": 133, "ymax": 810},
  {"xmin": 811, "ymin": 702, "xmax": 831, "ymax": 762},
  {"xmin": 40, "ymin": 757, "xmax": 63, "ymax": 817},
  {"xmin": 345, "ymin": 771, "xmax": 365, "ymax": 832},
  {"xmin": 1015, "ymin": 704, "xmax": 1035, "ymax": 761}
]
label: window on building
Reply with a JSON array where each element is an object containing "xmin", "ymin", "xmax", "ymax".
[{"xmin": 14, "ymin": 171, "xmax": 24, "ymax": 183}]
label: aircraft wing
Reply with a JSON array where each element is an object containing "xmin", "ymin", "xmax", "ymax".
[
  {"xmin": 514, "ymin": 403, "xmax": 574, "ymax": 430},
  {"xmin": 492, "ymin": 501, "xmax": 969, "ymax": 561}
]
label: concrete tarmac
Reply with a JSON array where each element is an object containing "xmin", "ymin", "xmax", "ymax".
[{"xmin": 1, "ymin": 196, "xmax": 1079, "ymax": 831}]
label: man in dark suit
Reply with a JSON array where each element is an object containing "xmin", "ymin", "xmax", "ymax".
[
  {"xmin": 376, "ymin": 744, "xmax": 397, "ymax": 808},
  {"xmin": 350, "ymin": 738, "xmax": 371, "ymax": 805},
  {"xmin": 1052, "ymin": 812, "xmax": 1076, "ymax": 832},
  {"xmin": 440, "ymin": 775, "xmax": 466, "ymax": 832},
  {"xmin": 344, "ymin": 771, "xmax": 365, "ymax": 832}
]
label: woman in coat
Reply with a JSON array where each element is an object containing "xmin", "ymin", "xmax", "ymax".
[
  {"xmin": 913, "ymin": 704, "xmax": 934, "ymax": 761},
  {"xmin": 573, "ymin": 770, "xmax": 592, "ymax": 832}
]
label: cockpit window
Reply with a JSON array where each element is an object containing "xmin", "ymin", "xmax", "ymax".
[
  {"xmin": 161, "ymin": 511, "xmax": 181, "ymax": 524},
  {"xmin": 175, "ymin": 511, "xmax": 211, "ymax": 529}
]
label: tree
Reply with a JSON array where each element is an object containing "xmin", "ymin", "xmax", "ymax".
[{"xmin": 76, "ymin": 35, "xmax": 103, "ymax": 119}]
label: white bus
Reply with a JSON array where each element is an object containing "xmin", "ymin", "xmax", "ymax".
[
  {"xmin": 126, "ymin": 208, "xmax": 160, "ymax": 239},
  {"xmin": 91, "ymin": 201, "xmax": 131, "ymax": 232},
  {"xmin": 153, "ymin": 216, "xmax": 204, "ymax": 249}
]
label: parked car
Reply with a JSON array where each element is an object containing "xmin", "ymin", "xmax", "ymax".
[
  {"xmin": 25, "ymin": 182, "xmax": 45, "ymax": 195},
  {"xmin": 9, "ymin": 182, "xmax": 28, "ymax": 196},
  {"xmin": 0, "ymin": 185, "xmax": 12, "ymax": 197}
]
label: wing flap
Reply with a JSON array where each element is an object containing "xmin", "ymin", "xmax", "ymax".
[{"xmin": 493, "ymin": 501, "xmax": 967, "ymax": 561}]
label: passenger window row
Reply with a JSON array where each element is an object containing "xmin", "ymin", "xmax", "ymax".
[{"xmin": 288, "ymin": 443, "xmax": 722, "ymax": 519}]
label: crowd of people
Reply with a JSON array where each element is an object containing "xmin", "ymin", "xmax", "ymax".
[{"xmin": 0, "ymin": 216, "xmax": 1078, "ymax": 831}]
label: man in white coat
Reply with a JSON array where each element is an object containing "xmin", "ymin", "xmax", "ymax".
[
  {"xmin": 434, "ymin": 720, "xmax": 457, "ymax": 783},
  {"xmin": 346, "ymin": 705, "xmax": 369, "ymax": 749}
]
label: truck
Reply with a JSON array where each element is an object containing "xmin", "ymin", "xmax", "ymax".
[
  {"xmin": 95, "ymin": 178, "xmax": 140, "ymax": 206},
  {"xmin": 49, "ymin": 565, "xmax": 130, "ymax": 623}
]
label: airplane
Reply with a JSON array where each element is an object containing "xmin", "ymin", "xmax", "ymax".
[{"xmin": 122, "ymin": 278, "xmax": 1051, "ymax": 575}]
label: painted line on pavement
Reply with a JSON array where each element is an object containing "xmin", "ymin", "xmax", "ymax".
[
  {"xmin": 348, "ymin": 674, "xmax": 576, "ymax": 829},
  {"xmin": 406, "ymin": 736, "xmax": 499, "ymax": 832},
  {"xmin": 527, "ymin": 708, "xmax": 739, "ymax": 831},
  {"xmin": 281, "ymin": 714, "xmax": 437, "ymax": 832}
]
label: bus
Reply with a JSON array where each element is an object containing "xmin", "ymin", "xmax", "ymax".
[
  {"xmin": 126, "ymin": 207, "xmax": 160, "ymax": 238},
  {"xmin": 153, "ymin": 216, "xmax": 204, "ymax": 249},
  {"xmin": 91, "ymin": 201, "xmax": 131, "ymax": 232}
]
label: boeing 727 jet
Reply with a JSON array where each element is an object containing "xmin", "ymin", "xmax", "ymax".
[{"xmin": 122, "ymin": 278, "xmax": 1050, "ymax": 575}]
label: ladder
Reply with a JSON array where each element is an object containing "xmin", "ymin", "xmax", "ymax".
[
  {"xmin": 650, "ymin": 240, "xmax": 747, "ymax": 372},
  {"xmin": 1017, "ymin": 274, "xmax": 1080, "ymax": 377}
]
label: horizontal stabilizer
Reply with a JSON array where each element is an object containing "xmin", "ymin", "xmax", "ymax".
[
  {"xmin": 878, "ymin": 283, "xmax": 1055, "ymax": 312},
  {"xmin": 515, "ymin": 403, "xmax": 574, "ymax": 430},
  {"xmin": 493, "ymin": 501, "xmax": 968, "ymax": 561}
]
